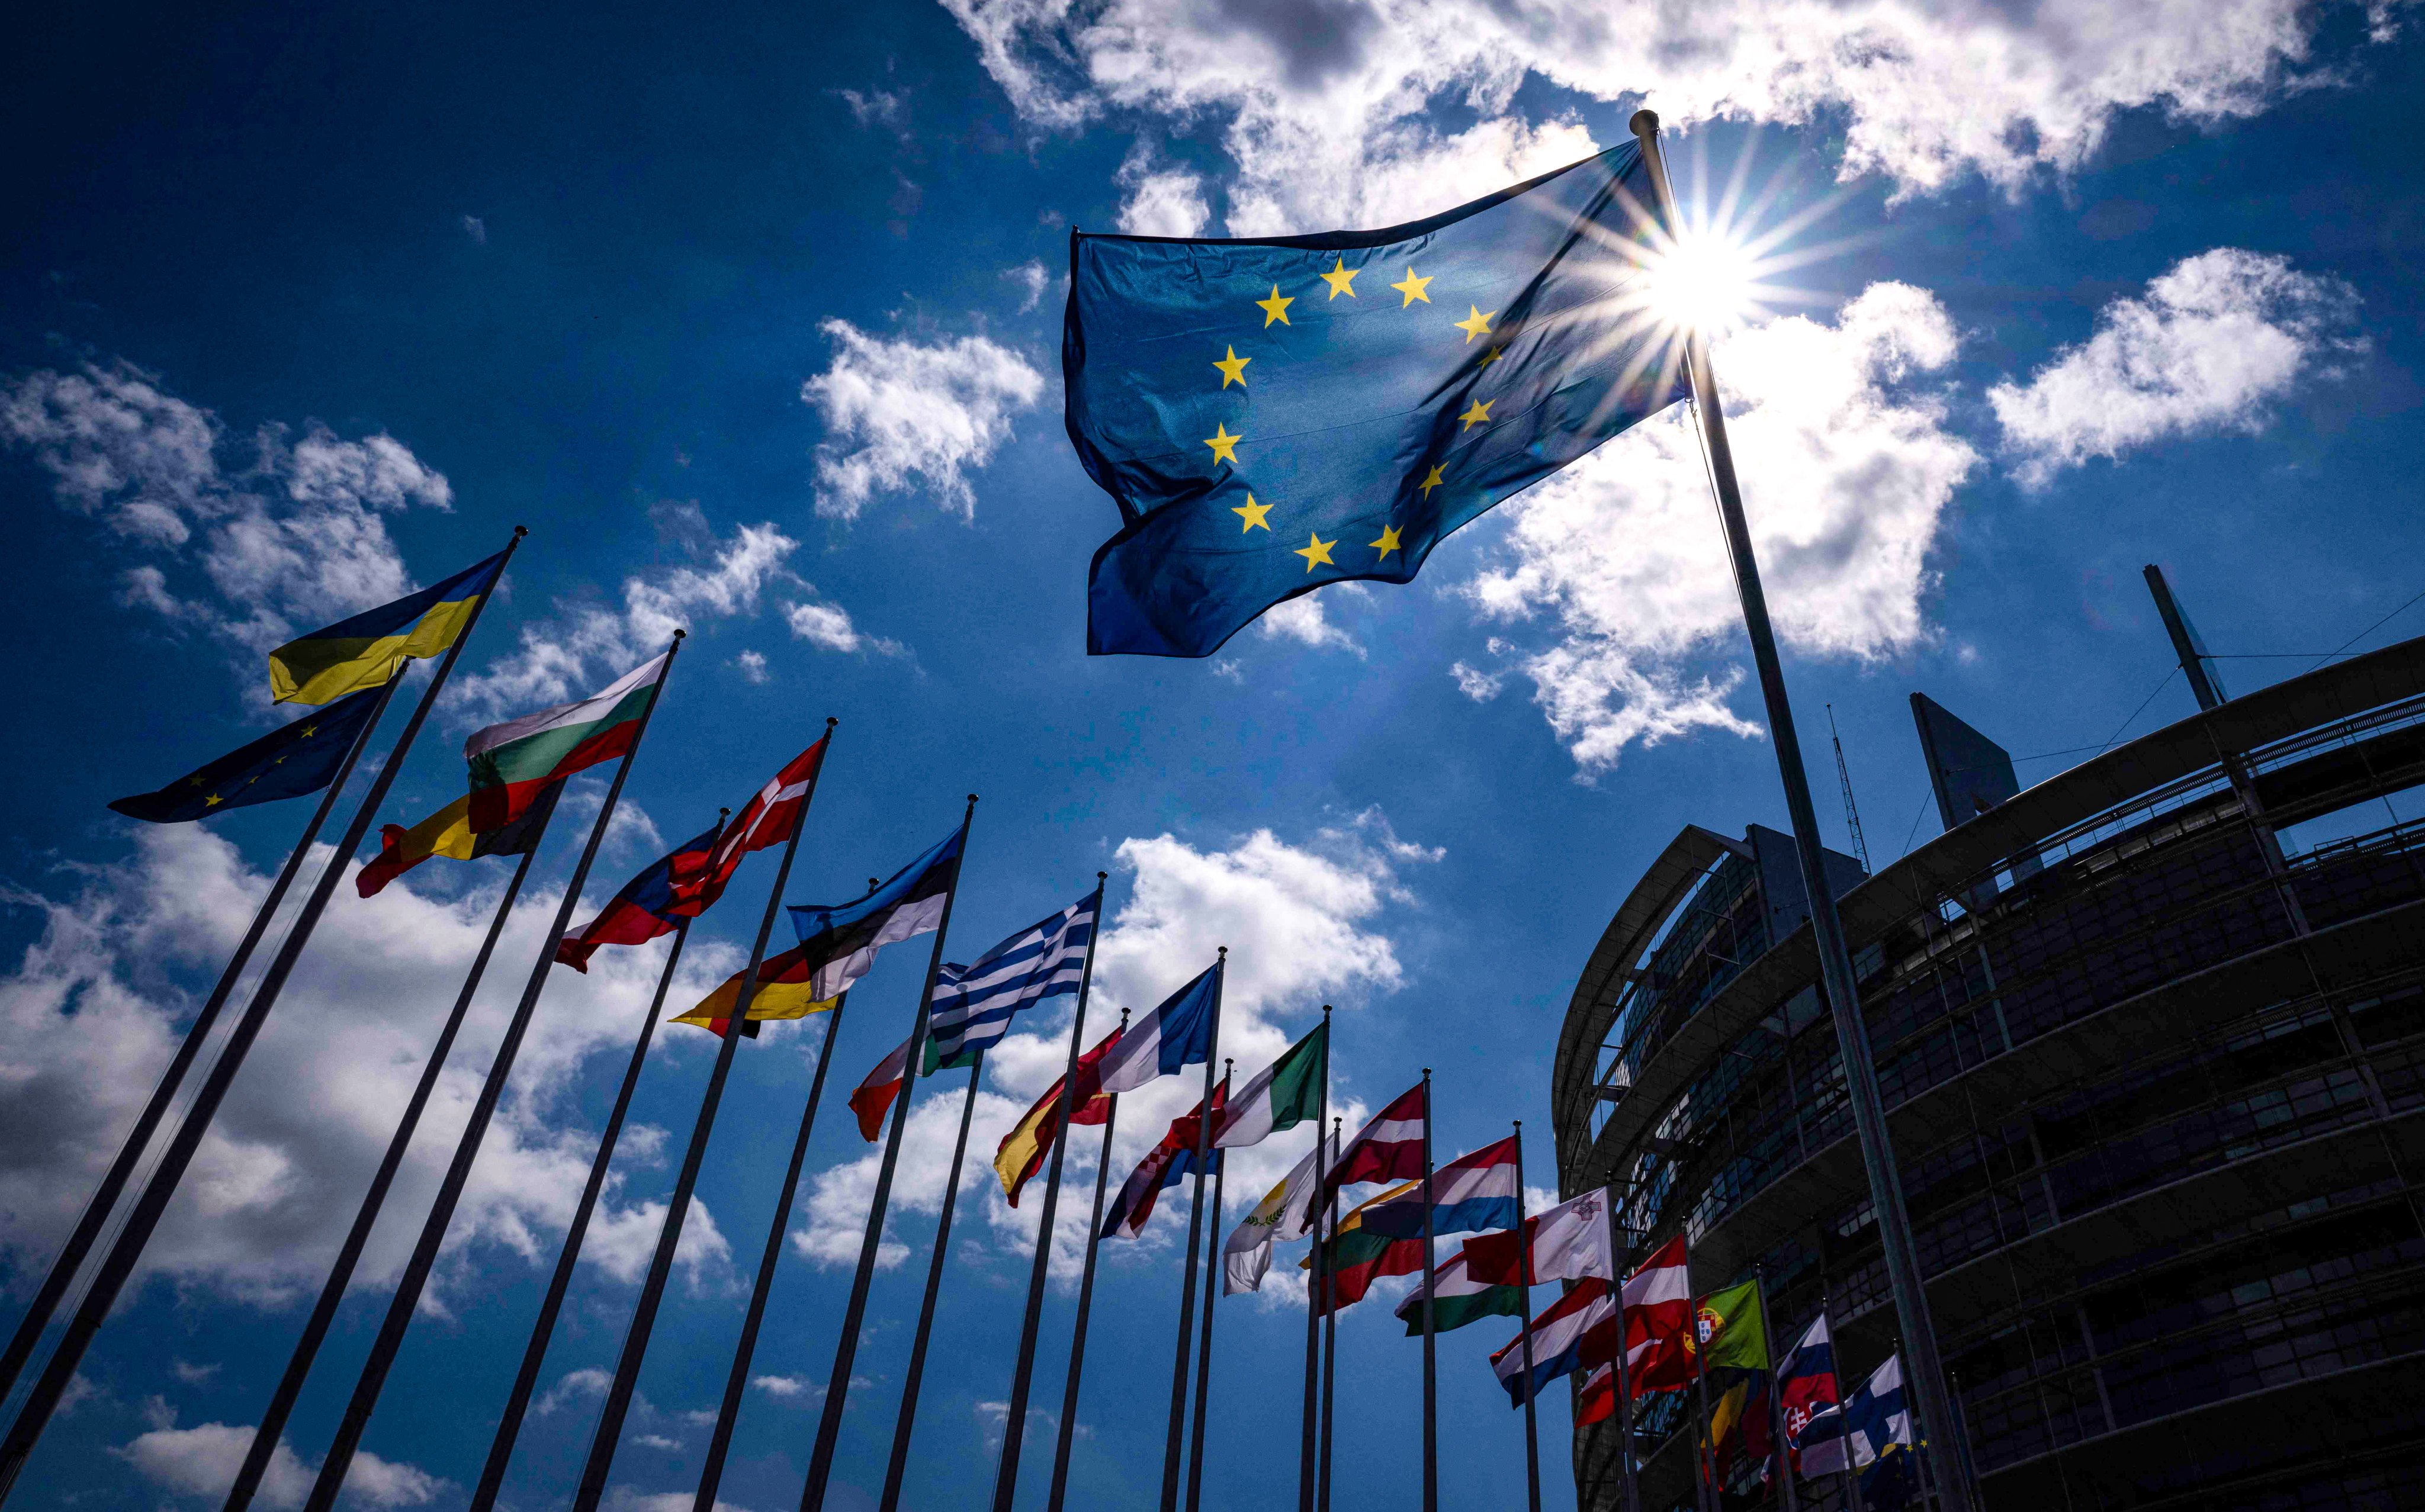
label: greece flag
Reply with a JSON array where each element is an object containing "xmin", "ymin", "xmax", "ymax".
[{"xmin": 924, "ymin": 891, "xmax": 1099, "ymax": 1070}]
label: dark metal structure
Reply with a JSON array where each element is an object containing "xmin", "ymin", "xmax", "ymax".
[{"xmin": 1551, "ymin": 633, "xmax": 2425, "ymax": 1511}]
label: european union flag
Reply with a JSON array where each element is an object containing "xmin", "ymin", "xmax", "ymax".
[
  {"xmin": 108, "ymin": 686, "xmax": 385, "ymax": 823},
  {"xmin": 1067, "ymin": 141, "xmax": 1691, "ymax": 657}
]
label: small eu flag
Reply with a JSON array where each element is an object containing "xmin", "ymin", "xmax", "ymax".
[
  {"xmin": 1066, "ymin": 141, "xmax": 1691, "ymax": 658},
  {"xmin": 109, "ymin": 685, "xmax": 385, "ymax": 823}
]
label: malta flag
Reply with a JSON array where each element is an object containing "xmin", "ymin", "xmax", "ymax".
[
  {"xmin": 1622, "ymin": 1234, "xmax": 1695, "ymax": 1392},
  {"xmin": 1490, "ymin": 1277, "xmax": 1618, "ymax": 1407},
  {"xmin": 1462, "ymin": 1183, "xmax": 1613, "ymax": 1284},
  {"xmin": 682, "ymin": 736, "xmax": 829, "ymax": 912},
  {"xmin": 1326, "ymin": 1082, "xmax": 1425, "ymax": 1193},
  {"xmin": 993, "ymin": 1022, "xmax": 1123, "ymax": 1205}
]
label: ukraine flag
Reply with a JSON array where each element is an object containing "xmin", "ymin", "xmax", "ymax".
[{"xmin": 268, "ymin": 547, "xmax": 509, "ymax": 704}]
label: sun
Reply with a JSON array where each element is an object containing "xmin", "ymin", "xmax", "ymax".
[{"xmin": 1642, "ymin": 225, "xmax": 1765, "ymax": 339}]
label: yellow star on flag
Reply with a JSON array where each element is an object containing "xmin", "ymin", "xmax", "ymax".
[
  {"xmin": 1321, "ymin": 257, "xmax": 1358, "ymax": 299},
  {"xmin": 1295, "ymin": 533, "xmax": 1336, "ymax": 571},
  {"xmin": 1459, "ymin": 398, "xmax": 1493, "ymax": 431},
  {"xmin": 1370, "ymin": 524, "xmax": 1403, "ymax": 560},
  {"xmin": 1257, "ymin": 285, "xmax": 1294, "ymax": 327},
  {"xmin": 1234, "ymin": 494, "xmax": 1273, "ymax": 532},
  {"xmin": 1418, "ymin": 465, "xmax": 1445, "ymax": 498},
  {"xmin": 203, "ymin": 793, "xmax": 223, "ymax": 807},
  {"xmin": 1213, "ymin": 346, "xmax": 1251, "ymax": 388},
  {"xmin": 1477, "ymin": 344, "xmax": 1505, "ymax": 369},
  {"xmin": 1454, "ymin": 305, "xmax": 1496, "ymax": 342},
  {"xmin": 1205, "ymin": 423, "xmax": 1242, "ymax": 465},
  {"xmin": 1392, "ymin": 267, "xmax": 1432, "ymax": 306}
]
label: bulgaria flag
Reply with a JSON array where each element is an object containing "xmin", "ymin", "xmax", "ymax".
[
  {"xmin": 1212, "ymin": 1019, "xmax": 1325, "ymax": 1149},
  {"xmin": 1391, "ymin": 1248, "xmax": 1522, "ymax": 1335},
  {"xmin": 465, "ymin": 652, "xmax": 667, "ymax": 832}
]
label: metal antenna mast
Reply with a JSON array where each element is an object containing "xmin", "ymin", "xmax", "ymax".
[{"xmin": 1827, "ymin": 704, "xmax": 1870, "ymax": 872}]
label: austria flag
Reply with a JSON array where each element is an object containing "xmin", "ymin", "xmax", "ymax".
[{"xmin": 1621, "ymin": 1234, "xmax": 1695, "ymax": 1392}]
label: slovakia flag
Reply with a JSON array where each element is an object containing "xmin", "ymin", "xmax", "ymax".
[{"xmin": 1780, "ymin": 1312, "xmax": 1847, "ymax": 1474}]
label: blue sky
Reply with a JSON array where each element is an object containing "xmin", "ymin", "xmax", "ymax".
[{"xmin": 4, "ymin": 1, "xmax": 2423, "ymax": 1508}]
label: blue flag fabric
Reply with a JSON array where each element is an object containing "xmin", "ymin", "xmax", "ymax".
[
  {"xmin": 108, "ymin": 686, "xmax": 385, "ymax": 823},
  {"xmin": 783, "ymin": 822, "xmax": 967, "ymax": 1003},
  {"xmin": 1097, "ymin": 963, "xmax": 1222, "ymax": 1094},
  {"xmin": 1066, "ymin": 141, "xmax": 1690, "ymax": 657}
]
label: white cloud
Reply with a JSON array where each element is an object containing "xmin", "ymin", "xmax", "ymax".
[
  {"xmin": 451, "ymin": 513, "xmax": 809, "ymax": 720},
  {"xmin": 785, "ymin": 599, "xmax": 906, "ymax": 658},
  {"xmin": 733, "ymin": 649, "xmax": 770, "ymax": 684},
  {"xmin": 0, "ymin": 825, "xmax": 741, "ymax": 1311},
  {"xmin": 115, "ymin": 1421, "xmax": 444, "ymax": 1508},
  {"xmin": 1990, "ymin": 247, "xmax": 2363, "ymax": 487},
  {"xmin": 1448, "ymin": 661, "xmax": 1502, "ymax": 702},
  {"xmin": 940, "ymin": 0, "xmax": 2385, "ymax": 226},
  {"xmin": 801, "ymin": 319, "xmax": 1046, "ymax": 522},
  {"xmin": 0, "ymin": 361, "xmax": 455, "ymax": 670},
  {"xmin": 1256, "ymin": 594, "xmax": 1364, "ymax": 658},
  {"xmin": 1463, "ymin": 281, "xmax": 1977, "ymax": 773},
  {"xmin": 750, "ymin": 1374, "xmax": 818, "ymax": 1400},
  {"xmin": 795, "ymin": 815, "xmax": 1428, "ymax": 1279},
  {"xmin": 461, "ymin": 214, "xmax": 487, "ymax": 245},
  {"xmin": 1114, "ymin": 141, "xmax": 1211, "ymax": 237},
  {"xmin": 536, "ymin": 1368, "xmax": 612, "ymax": 1416},
  {"xmin": 834, "ymin": 85, "xmax": 909, "ymax": 133},
  {"xmin": 1004, "ymin": 259, "xmax": 1051, "ymax": 313},
  {"xmin": 603, "ymin": 1492, "xmax": 754, "ymax": 1512}
]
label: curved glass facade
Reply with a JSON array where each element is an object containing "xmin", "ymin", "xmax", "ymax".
[{"xmin": 1552, "ymin": 646, "xmax": 2425, "ymax": 1511}]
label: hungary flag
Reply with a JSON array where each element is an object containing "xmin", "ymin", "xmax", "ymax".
[
  {"xmin": 1392, "ymin": 1249, "xmax": 1523, "ymax": 1336},
  {"xmin": 1213, "ymin": 1019, "xmax": 1326, "ymax": 1149},
  {"xmin": 464, "ymin": 652, "xmax": 667, "ymax": 831}
]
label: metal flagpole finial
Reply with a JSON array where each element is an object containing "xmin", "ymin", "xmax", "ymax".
[
  {"xmin": 1217, "ymin": 945, "xmax": 1228, "ymax": 958},
  {"xmin": 671, "ymin": 628, "xmax": 686, "ymax": 641},
  {"xmin": 1629, "ymin": 108, "xmax": 1660, "ymax": 137},
  {"xmin": 1097, "ymin": 870, "xmax": 1109, "ymax": 882},
  {"xmin": 512, "ymin": 525, "xmax": 529, "ymax": 539}
]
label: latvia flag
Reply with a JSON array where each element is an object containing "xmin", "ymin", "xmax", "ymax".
[{"xmin": 1326, "ymin": 1081, "xmax": 1425, "ymax": 1193}]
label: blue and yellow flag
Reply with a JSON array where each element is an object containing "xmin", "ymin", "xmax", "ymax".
[
  {"xmin": 268, "ymin": 547, "xmax": 508, "ymax": 704},
  {"xmin": 1065, "ymin": 142, "xmax": 1690, "ymax": 658},
  {"xmin": 108, "ymin": 686, "xmax": 386, "ymax": 823}
]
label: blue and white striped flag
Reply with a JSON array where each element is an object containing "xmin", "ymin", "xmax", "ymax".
[{"xmin": 922, "ymin": 891, "xmax": 1098, "ymax": 1070}]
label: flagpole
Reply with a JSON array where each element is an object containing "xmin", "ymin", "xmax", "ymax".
[
  {"xmin": 1157, "ymin": 948, "xmax": 1226, "ymax": 1512},
  {"xmin": 1627, "ymin": 110, "xmax": 1974, "ymax": 1512},
  {"xmin": 800, "ymin": 794, "xmax": 981, "ymax": 1512},
  {"xmin": 468, "ymin": 902, "xmax": 704, "ymax": 1512},
  {"xmin": 224, "ymin": 796, "xmax": 563, "ymax": 1510},
  {"xmin": 0, "ymin": 529, "xmax": 528, "ymax": 1503},
  {"xmin": 1692, "ymin": 1293, "xmax": 1719, "ymax": 1512},
  {"xmin": 1045, "ymin": 1008, "xmax": 1126, "ymax": 1512},
  {"xmin": 1296, "ymin": 1009, "xmax": 1330, "ymax": 1512},
  {"xmin": 1604, "ymin": 1191, "xmax": 1641, "ymax": 1512},
  {"xmin": 1511, "ymin": 1122, "xmax": 1541, "ymax": 1512},
  {"xmin": 569, "ymin": 719, "xmax": 837, "ymax": 1512},
  {"xmin": 1318, "ymin": 1119, "xmax": 1338, "ymax": 1512},
  {"xmin": 1753, "ymin": 1274, "xmax": 1794, "ymax": 1512},
  {"xmin": 1418, "ymin": 1069, "xmax": 1438, "ymax": 1512},
  {"xmin": 692, "ymin": 987, "xmax": 852, "ymax": 1512},
  {"xmin": 1181, "ymin": 1064, "xmax": 1231, "ymax": 1512},
  {"xmin": 990, "ymin": 873, "xmax": 1109, "ymax": 1512},
  {"xmin": 0, "ymin": 680, "xmax": 389, "ymax": 1413},
  {"xmin": 876, "ymin": 1052, "xmax": 986, "ymax": 1512},
  {"xmin": 300, "ymin": 629, "xmax": 684, "ymax": 1512}
]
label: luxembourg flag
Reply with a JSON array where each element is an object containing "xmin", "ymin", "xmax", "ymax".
[
  {"xmin": 1780, "ymin": 1312, "xmax": 1848, "ymax": 1474},
  {"xmin": 1621, "ymin": 1234, "xmax": 1694, "ymax": 1392},
  {"xmin": 1489, "ymin": 1277, "xmax": 1617, "ymax": 1408},
  {"xmin": 1362, "ymin": 1135, "xmax": 1519, "ymax": 1239}
]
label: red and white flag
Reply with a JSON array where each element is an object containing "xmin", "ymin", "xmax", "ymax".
[
  {"xmin": 1326, "ymin": 1081, "xmax": 1424, "ymax": 1193},
  {"xmin": 1578, "ymin": 1363, "xmax": 1617, "ymax": 1426},
  {"xmin": 849, "ymin": 1034, "xmax": 912, "ymax": 1142},
  {"xmin": 1622, "ymin": 1234, "xmax": 1695, "ymax": 1392},
  {"xmin": 682, "ymin": 736, "xmax": 830, "ymax": 912},
  {"xmin": 1462, "ymin": 1183, "xmax": 1616, "ymax": 1285}
]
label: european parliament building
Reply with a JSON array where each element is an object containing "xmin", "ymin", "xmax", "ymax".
[{"xmin": 1550, "ymin": 623, "xmax": 2425, "ymax": 1511}]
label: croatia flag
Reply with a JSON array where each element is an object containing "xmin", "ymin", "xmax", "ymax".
[
  {"xmin": 1780, "ymin": 1312, "xmax": 1847, "ymax": 1474},
  {"xmin": 1489, "ymin": 1277, "xmax": 1618, "ymax": 1408},
  {"xmin": 1621, "ymin": 1234, "xmax": 1694, "ymax": 1392}
]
